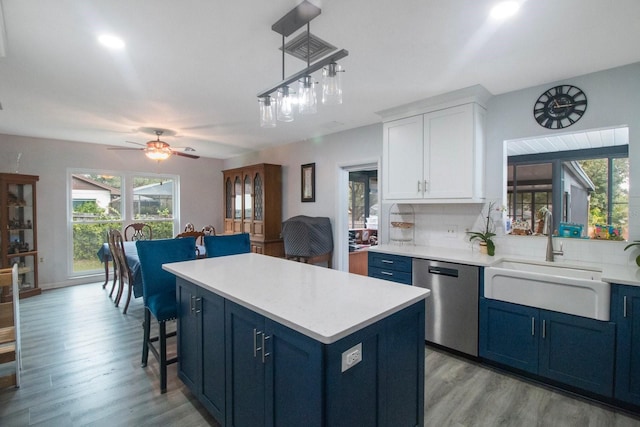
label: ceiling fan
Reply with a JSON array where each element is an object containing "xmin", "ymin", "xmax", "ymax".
[{"xmin": 108, "ymin": 130, "xmax": 200, "ymax": 160}]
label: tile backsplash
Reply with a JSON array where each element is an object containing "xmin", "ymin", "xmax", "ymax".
[{"xmin": 381, "ymin": 202, "xmax": 633, "ymax": 267}]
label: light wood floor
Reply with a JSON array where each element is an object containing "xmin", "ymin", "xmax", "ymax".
[{"xmin": 1, "ymin": 283, "xmax": 639, "ymax": 426}]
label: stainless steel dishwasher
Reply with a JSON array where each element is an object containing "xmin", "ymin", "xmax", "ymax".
[{"xmin": 413, "ymin": 259, "xmax": 479, "ymax": 356}]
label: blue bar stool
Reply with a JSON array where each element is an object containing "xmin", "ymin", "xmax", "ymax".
[
  {"xmin": 136, "ymin": 237, "xmax": 197, "ymax": 393},
  {"xmin": 203, "ymin": 233, "xmax": 251, "ymax": 257}
]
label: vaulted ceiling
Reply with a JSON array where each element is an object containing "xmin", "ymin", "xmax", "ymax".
[{"xmin": 1, "ymin": 0, "xmax": 639, "ymax": 159}]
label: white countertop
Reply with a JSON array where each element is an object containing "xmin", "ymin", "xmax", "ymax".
[
  {"xmin": 371, "ymin": 244, "xmax": 640, "ymax": 287},
  {"xmin": 163, "ymin": 253, "xmax": 430, "ymax": 344}
]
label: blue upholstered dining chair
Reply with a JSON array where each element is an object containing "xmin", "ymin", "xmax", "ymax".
[
  {"xmin": 203, "ymin": 233, "xmax": 251, "ymax": 257},
  {"xmin": 136, "ymin": 237, "xmax": 197, "ymax": 393}
]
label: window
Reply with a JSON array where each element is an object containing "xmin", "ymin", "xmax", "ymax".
[
  {"xmin": 348, "ymin": 171, "xmax": 378, "ymax": 229},
  {"xmin": 507, "ymin": 147, "xmax": 628, "ymax": 239},
  {"xmin": 69, "ymin": 171, "xmax": 179, "ymax": 275}
]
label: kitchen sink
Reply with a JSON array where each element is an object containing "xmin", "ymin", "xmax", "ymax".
[{"xmin": 484, "ymin": 259, "xmax": 610, "ymax": 321}]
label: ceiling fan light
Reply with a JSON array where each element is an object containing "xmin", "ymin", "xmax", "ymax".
[
  {"xmin": 322, "ymin": 62, "xmax": 343, "ymax": 105},
  {"xmin": 277, "ymin": 86, "xmax": 294, "ymax": 122},
  {"xmin": 259, "ymin": 96, "xmax": 276, "ymax": 128},
  {"xmin": 298, "ymin": 76, "xmax": 317, "ymax": 115},
  {"xmin": 144, "ymin": 140, "xmax": 172, "ymax": 161}
]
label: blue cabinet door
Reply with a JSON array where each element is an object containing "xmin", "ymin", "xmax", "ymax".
[
  {"xmin": 539, "ymin": 310, "xmax": 615, "ymax": 397},
  {"xmin": 200, "ymin": 287, "xmax": 226, "ymax": 422},
  {"xmin": 479, "ymin": 297, "xmax": 539, "ymax": 374},
  {"xmin": 264, "ymin": 319, "xmax": 323, "ymax": 427},
  {"xmin": 614, "ymin": 284, "xmax": 640, "ymax": 406},
  {"xmin": 176, "ymin": 279, "xmax": 226, "ymax": 423},
  {"xmin": 225, "ymin": 301, "xmax": 266, "ymax": 427},
  {"xmin": 176, "ymin": 279, "xmax": 199, "ymax": 391}
]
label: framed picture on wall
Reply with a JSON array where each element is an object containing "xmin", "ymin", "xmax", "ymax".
[{"xmin": 301, "ymin": 163, "xmax": 315, "ymax": 202}]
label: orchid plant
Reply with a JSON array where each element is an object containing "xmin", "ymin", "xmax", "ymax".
[{"xmin": 467, "ymin": 201, "xmax": 498, "ymax": 256}]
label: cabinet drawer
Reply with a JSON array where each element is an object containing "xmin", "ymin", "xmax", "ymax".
[
  {"xmin": 369, "ymin": 267, "xmax": 412, "ymax": 285},
  {"xmin": 368, "ymin": 253, "xmax": 412, "ymax": 273}
]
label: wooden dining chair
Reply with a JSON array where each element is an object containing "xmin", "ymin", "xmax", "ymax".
[
  {"xmin": 175, "ymin": 231, "xmax": 206, "ymax": 257},
  {"xmin": 124, "ymin": 223, "xmax": 152, "ymax": 241},
  {"xmin": 203, "ymin": 233, "xmax": 251, "ymax": 258},
  {"xmin": 112, "ymin": 229, "xmax": 135, "ymax": 314},
  {"xmin": 136, "ymin": 237, "xmax": 197, "ymax": 393},
  {"xmin": 202, "ymin": 225, "xmax": 216, "ymax": 236},
  {"xmin": 183, "ymin": 222, "xmax": 195, "ymax": 232},
  {"xmin": 106, "ymin": 229, "xmax": 121, "ymax": 299}
]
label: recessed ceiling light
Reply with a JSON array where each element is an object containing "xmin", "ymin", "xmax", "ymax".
[
  {"xmin": 98, "ymin": 34, "xmax": 125, "ymax": 50},
  {"xmin": 490, "ymin": 1, "xmax": 520, "ymax": 20}
]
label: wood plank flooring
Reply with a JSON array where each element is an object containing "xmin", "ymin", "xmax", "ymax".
[{"xmin": 0, "ymin": 282, "xmax": 639, "ymax": 426}]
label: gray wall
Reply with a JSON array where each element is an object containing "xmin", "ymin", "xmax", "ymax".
[{"xmin": 0, "ymin": 134, "xmax": 223, "ymax": 288}]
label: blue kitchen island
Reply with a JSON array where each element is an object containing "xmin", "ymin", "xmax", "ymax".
[{"xmin": 164, "ymin": 253, "xmax": 430, "ymax": 427}]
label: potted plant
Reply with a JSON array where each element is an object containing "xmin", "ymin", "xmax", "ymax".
[
  {"xmin": 468, "ymin": 202, "xmax": 497, "ymax": 256},
  {"xmin": 624, "ymin": 240, "xmax": 640, "ymax": 266}
]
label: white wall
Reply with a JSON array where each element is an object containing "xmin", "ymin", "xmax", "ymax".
[
  {"xmin": 223, "ymin": 124, "xmax": 382, "ymax": 267},
  {"xmin": 226, "ymin": 62, "xmax": 640, "ymax": 267},
  {"xmin": 0, "ymin": 134, "xmax": 224, "ymax": 288}
]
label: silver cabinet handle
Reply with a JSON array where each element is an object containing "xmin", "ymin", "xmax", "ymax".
[
  {"xmin": 531, "ymin": 317, "xmax": 535, "ymax": 336},
  {"xmin": 195, "ymin": 297, "xmax": 202, "ymax": 314},
  {"xmin": 624, "ymin": 296, "xmax": 628, "ymax": 318},
  {"xmin": 253, "ymin": 329, "xmax": 263, "ymax": 358},
  {"xmin": 424, "ymin": 180, "xmax": 429, "ymax": 193},
  {"xmin": 262, "ymin": 334, "xmax": 271, "ymax": 364},
  {"xmin": 381, "ymin": 259, "xmax": 394, "ymax": 264},
  {"xmin": 380, "ymin": 271, "xmax": 393, "ymax": 276},
  {"xmin": 190, "ymin": 295, "xmax": 196, "ymax": 314},
  {"xmin": 417, "ymin": 180, "xmax": 421, "ymax": 192},
  {"xmin": 542, "ymin": 319, "xmax": 546, "ymax": 339}
]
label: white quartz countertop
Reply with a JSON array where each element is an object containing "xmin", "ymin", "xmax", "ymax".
[
  {"xmin": 371, "ymin": 244, "xmax": 640, "ymax": 287},
  {"xmin": 369, "ymin": 244, "xmax": 496, "ymax": 267},
  {"xmin": 163, "ymin": 253, "xmax": 430, "ymax": 344}
]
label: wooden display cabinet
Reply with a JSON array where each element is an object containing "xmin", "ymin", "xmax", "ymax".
[
  {"xmin": 0, "ymin": 173, "xmax": 40, "ymax": 302},
  {"xmin": 222, "ymin": 164, "xmax": 284, "ymax": 257}
]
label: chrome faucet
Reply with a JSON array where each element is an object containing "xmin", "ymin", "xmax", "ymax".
[{"xmin": 544, "ymin": 209, "xmax": 563, "ymax": 261}]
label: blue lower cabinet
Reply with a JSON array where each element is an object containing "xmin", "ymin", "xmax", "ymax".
[
  {"xmin": 479, "ymin": 298, "xmax": 539, "ymax": 374},
  {"xmin": 223, "ymin": 300, "xmax": 424, "ymax": 427},
  {"xmin": 613, "ymin": 284, "xmax": 640, "ymax": 406},
  {"xmin": 368, "ymin": 252, "xmax": 412, "ymax": 285},
  {"xmin": 539, "ymin": 310, "xmax": 614, "ymax": 396},
  {"xmin": 479, "ymin": 297, "xmax": 615, "ymax": 397},
  {"xmin": 177, "ymin": 279, "xmax": 226, "ymax": 422}
]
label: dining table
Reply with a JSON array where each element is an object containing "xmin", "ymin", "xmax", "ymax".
[{"xmin": 97, "ymin": 240, "xmax": 206, "ymax": 299}]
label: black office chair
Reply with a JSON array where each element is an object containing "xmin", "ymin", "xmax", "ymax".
[
  {"xmin": 136, "ymin": 237, "xmax": 197, "ymax": 393},
  {"xmin": 203, "ymin": 233, "xmax": 251, "ymax": 257}
]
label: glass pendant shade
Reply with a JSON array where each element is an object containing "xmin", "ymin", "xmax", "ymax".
[
  {"xmin": 298, "ymin": 76, "xmax": 317, "ymax": 115},
  {"xmin": 277, "ymin": 86, "xmax": 294, "ymax": 122},
  {"xmin": 322, "ymin": 62, "xmax": 343, "ymax": 105},
  {"xmin": 144, "ymin": 141, "xmax": 172, "ymax": 161},
  {"xmin": 259, "ymin": 96, "xmax": 276, "ymax": 128}
]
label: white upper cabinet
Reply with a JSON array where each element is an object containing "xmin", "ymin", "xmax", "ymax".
[{"xmin": 382, "ymin": 102, "xmax": 486, "ymax": 203}]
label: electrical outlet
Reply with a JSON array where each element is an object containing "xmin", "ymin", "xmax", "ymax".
[
  {"xmin": 39, "ymin": 257, "xmax": 44, "ymax": 263},
  {"xmin": 341, "ymin": 343, "xmax": 363, "ymax": 372},
  {"xmin": 445, "ymin": 225, "xmax": 458, "ymax": 238}
]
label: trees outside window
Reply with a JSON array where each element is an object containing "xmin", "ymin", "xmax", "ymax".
[{"xmin": 70, "ymin": 171, "xmax": 178, "ymax": 275}]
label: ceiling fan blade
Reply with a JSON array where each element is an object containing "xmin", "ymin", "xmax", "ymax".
[
  {"xmin": 126, "ymin": 140, "xmax": 147, "ymax": 147},
  {"xmin": 173, "ymin": 151, "xmax": 200, "ymax": 159},
  {"xmin": 107, "ymin": 147, "xmax": 144, "ymax": 151}
]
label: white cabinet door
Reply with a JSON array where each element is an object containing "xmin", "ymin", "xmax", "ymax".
[
  {"xmin": 382, "ymin": 115, "xmax": 424, "ymax": 200},
  {"xmin": 424, "ymin": 103, "xmax": 475, "ymax": 199}
]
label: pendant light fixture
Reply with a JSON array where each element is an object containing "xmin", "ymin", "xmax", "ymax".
[
  {"xmin": 258, "ymin": 95, "xmax": 276, "ymax": 128},
  {"xmin": 257, "ymin": 0, "xmax": 348, "ymax": 127},
  {"xmin": 322, "ymin": 62, "xmax": 343, "ymax": 105}
]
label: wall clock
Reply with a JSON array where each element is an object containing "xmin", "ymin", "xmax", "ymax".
[{"xmin": 533, "ymin": 85, "xmax": 587, "ymax": 129}]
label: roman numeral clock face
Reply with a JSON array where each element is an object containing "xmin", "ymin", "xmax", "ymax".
[{"xmin": 533, "ymin": 85, "xmax": 587, "ymax": 129}]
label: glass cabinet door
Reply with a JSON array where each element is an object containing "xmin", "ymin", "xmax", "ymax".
[{"xmin": 3, "ymin": 177, "xmax": 39, "ymax": 297}]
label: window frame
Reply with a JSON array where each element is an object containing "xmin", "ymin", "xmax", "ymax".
[{"xmin": 67, "ymin": 169, "xmax": 180, "ymax": 278}]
